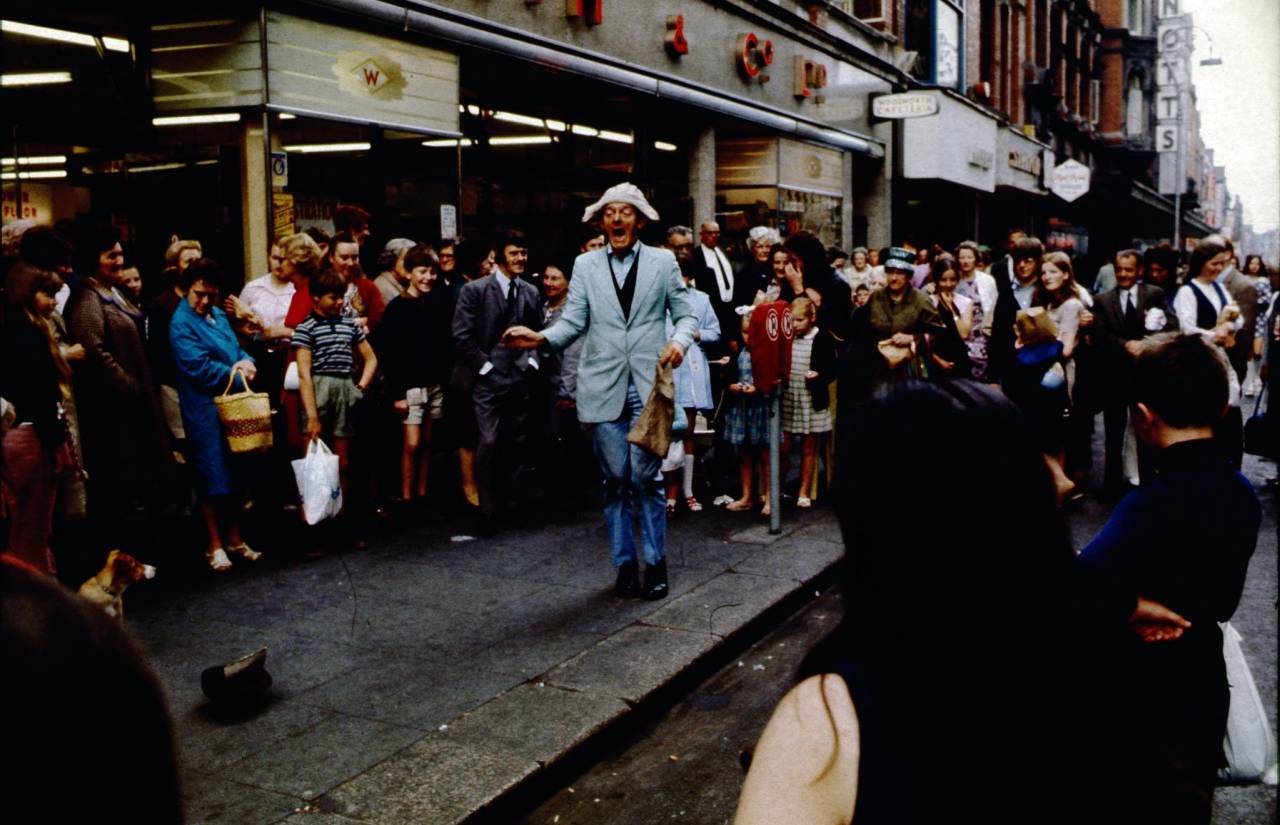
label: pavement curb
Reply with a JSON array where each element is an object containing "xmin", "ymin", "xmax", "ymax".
[{"xmin": 314, "ymin": 525, "xmax": 843, "ymax": 825}]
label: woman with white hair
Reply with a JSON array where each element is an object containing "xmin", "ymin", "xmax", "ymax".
[
  {"xmin": 740, "ymin": 226, "xmax": 779, "ymax": 302},
  {"xmin": 373, "ymin": 237, "xmax": 419, "ymax": 305}
]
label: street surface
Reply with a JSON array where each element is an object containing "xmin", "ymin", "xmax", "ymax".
[
  {"xmin": 521, "ymin": 451, "xmax": 1279, "ymax": 825},
  {"xmin": 111, "ymin": 432, "xmax": 1274, "ymax": 824}
]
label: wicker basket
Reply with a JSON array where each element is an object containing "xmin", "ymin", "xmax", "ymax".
[{"xmin": 214, "ymin": 367, "xmax": 273, "ymax": 454}]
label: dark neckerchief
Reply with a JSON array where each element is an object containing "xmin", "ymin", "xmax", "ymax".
[{"xmin": 606, "ymin": 245, "xmax": 642, "ymax": 321}]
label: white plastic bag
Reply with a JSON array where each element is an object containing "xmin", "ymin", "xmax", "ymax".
[
  {"xmin": 1218, "ymin": 622, "xmax": 1279, "ymax": 785},
  {"xmin": 291, "ymin": 439, "xmax": 343, "ymax": 525}
]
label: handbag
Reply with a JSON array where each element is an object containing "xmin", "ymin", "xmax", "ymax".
[
  {"xmin": 877, "ymin": 339, "xmax": 912, "ymax": 370},
  {"xmin": 1243, "ymin": 383, "xmax": 1272, "ymax": 457},
  {"xmin": 1218, "ymin": 622, "xmax": 1279, "ymax": 785},
  {"xmin": 214, "ymin": 366, "xmax": 273, "ymax": 454}
]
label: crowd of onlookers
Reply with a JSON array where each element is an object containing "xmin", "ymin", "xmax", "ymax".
[{"xmin": 1, "ymin": 203, "xmax": 1276, "ymax": 578}]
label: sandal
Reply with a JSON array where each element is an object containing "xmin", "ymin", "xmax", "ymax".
[
  {"xmin": 685, "ymin": 496, "xmax": 703, "ymax": 513},
  {"xmin": 797, "ymin": 497, "xmax": 812, "ymax": 509},
  {"xmin": 207, "ymin": 548, "xmax": 232, "ymax": 572},
  {"xmin": 761, "ymin": 500, "xmax": 772, "ymax": 517},
  {"xmin": 725, "ymin": 499, "xmax": 753, "ymax": 512},
  {"xmin": 666, "ymin": 499, "xmax": 677, "ymax": 516},
  {"xmin": 227, "ymin": 543, "xmax": 262, "ymax": 562}
]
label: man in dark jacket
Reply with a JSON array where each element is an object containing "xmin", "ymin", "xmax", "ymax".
[
  {"xmin": 1080, "ymin": 333, "xmax": 1260, "ymax": 824},
  {"xmin": 1093, "ymin": 249, "xmax": 1179, "ymax": 497},
  {"xmin": 987, "ymin": 235, "xmax": 1043, "ymax": 386}
]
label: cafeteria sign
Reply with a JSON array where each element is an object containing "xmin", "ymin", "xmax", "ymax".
[{"xmin": 871, "ymin": 92, "xmax": 939, "ymax": 120}]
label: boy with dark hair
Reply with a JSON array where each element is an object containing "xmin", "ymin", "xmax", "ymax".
[
  {"xmin": 293, "ymin": 268, "xmax": 378, "ymax": 515},
  {"xmin": 988, "ymin": 235, "xmax": 1046, "ymax": 385},
  {"xmin": 1080, "ymin": 332, "xmax": 1260, "ymax": 824}
]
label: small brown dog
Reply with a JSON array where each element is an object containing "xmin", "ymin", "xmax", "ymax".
[{"xmin": 78, "ymin": 550, "xmax": 156, "ymax": 620}]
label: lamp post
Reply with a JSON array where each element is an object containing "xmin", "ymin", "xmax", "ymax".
[{"xmin": 1172, "ymin": 28, "xmax": 1223, "ymax": 252}]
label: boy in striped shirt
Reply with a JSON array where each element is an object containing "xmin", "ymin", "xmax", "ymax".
[{"xmin": 293, "ymin": 268, "xmax": 378, "ymax": 501}]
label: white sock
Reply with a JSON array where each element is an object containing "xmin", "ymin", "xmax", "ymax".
[{"xmin": 682, "ymin": 454, "xmax": 695, "ymax": 498}]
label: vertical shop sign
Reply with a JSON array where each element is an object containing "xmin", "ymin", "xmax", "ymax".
[
  {"xmin": 1156, "ymin": 10, "xmax": 1190, "ymax": 194},
  {"xmin": 440, "ymin": 204, "xmax": 458, "ymax": 240}
]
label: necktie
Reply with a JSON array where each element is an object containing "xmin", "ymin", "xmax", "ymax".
[
  {"xmin": 505, "ymin": 280, "xmax": 517, "ymax": 323},
  {"xmin": 1123, "ymin": 291, "xmax": 1137, "ymax": 331},
  {"xmin": 711, "ymin": 249, "xmax": 731, "ymax": 297}
]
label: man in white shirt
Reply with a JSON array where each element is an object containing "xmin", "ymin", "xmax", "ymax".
[
  {"xmin": 1094, "ymin": 249, "xmax": 1178, "ymax": 496},
  {"xmin": 694, "ymin": 220, "xmax": 751, "ymax": 351}
]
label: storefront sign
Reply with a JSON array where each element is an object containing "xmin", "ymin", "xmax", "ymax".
[
  {"xmin": 794, "ymin": 56, "xmax": 828, "ymax": 102},
  {"xmin": 1049, "ymin": 159, "xmax": 1091, "ymax": 202},
  {"xmin": 564, "ymin": 0, "xmax": 603, "ymax": 26},
  {"xmin": 871, "ymin": 93, "xmax": 939, "ymax": 119},
  {"xmin": 967, "ymin": 148, "xmax": 993, "ymax": 171},
  {"xmin": 664, "ymin": 15, "xmax": 688, "ymax": 57},
  {"xmin": 901, "ymin": 90, "xmax": 998, "ymax": 193},
  {"xmin": 1007, "ymin": 149, "xmax": 1041, "ymax": 177},
  {"xmin": 736, "ymin": 33, "xmax": 774, "ymax": 82},
  {"xmin": 1, "ymin": 184, "xmax": 52, "ymax": 224}
]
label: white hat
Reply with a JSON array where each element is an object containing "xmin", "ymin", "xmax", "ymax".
[{"xmin": 581, "ymin": 182, "xmax": 660, "ymax": 223}]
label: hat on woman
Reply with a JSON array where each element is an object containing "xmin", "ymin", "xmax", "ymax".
[
  {"xmin": 581, "ymin": 182, "xmax": 660, "ymax": 223},
  {"xmin": 882, "ymin": 247, "xmax": 916, "ymax": 273}
]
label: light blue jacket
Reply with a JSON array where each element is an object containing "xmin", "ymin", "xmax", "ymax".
[{"xmin": 542, "ymin": 243, "xmax": 697, "ymax": 423}]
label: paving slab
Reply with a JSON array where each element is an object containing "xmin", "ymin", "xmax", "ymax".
[
  {"xmin": 441, "ymin": 683, "xmax": 630, "ymax": 766},
  {"xmin": 222, "ymin": 712, "xmax": 425, "ymax": 800},
  {"xmin": 641, "ymin": 571, "xmax": 800, "ymax": 638},
  {"xmin": 545, "ymin": 624, "xmax": 720, "ymax": 703},
  {"xmin": 182, "ymin": 770, "xmax": 302, "ymax": 825},
  {"xmin": 320, "ymin": 735, "xmax": 540, "ymax": 825}
]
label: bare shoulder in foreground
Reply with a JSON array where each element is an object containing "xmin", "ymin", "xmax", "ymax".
[{"xmin": 734, "ymin": 673, "xmax": 859, "ymax": 825}]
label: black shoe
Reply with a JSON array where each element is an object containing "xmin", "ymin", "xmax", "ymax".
[
  {"xmin": 614, "ymin": 561, "xmax": 640, "ymax": 598},
  {"xmin": 642, "ymin": 559, "xmax": 668, "ymax": 601}
]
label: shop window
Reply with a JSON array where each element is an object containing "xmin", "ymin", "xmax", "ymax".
[
  {"xmin": 715, "ymin": 137, "xmax": 845, "ymax": 251},
  {"xmin": 905, "ymin": 0, "xmax": 964, "ymax": 90},
  {"xmin": 841, "ymin": 0, "xmax": 888, "ymax": 29}
]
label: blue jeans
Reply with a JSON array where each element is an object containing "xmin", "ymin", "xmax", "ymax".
[{"xmin": 591, "ymin": 383, "xmax": 666, "ymax": 567}]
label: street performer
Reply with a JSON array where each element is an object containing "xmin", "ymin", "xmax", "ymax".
[{"xmin": 502, "ymin": 183, "xmax": 697, "ymax": 600}]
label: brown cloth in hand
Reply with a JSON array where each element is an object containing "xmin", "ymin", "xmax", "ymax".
[
  {"xmin": 1014, "ymin": 306, "xmax": 1059, "ymax": 348},
  {"xmin": 627, "ymin": 361, "xmax": 675, "ymax": 457}
]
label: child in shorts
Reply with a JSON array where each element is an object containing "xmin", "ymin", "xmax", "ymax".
[
  {"xmin": 293, "ymin": 267, "xmax": 378, "ymax": 498},
  {"xmin": 374, "ymin": 245, "xmax": 452, "ymax": 506}
]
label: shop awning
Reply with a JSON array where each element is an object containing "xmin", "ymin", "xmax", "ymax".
[
  {"xmin": 300, "ymin": 0, "xmax": 885, "ymax": 159},
  {"xmin": 1131, "ymin": 181, "xmax": 1217, "ymax": 235}
]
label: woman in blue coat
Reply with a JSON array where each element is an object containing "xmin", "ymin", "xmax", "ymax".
[{"xmin": 170, "ymin": 259, "xmax": 261, "ymax": 571}]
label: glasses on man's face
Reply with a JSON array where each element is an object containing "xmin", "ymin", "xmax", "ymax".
[
  {"xmin": 672, "ymin": 242, "xmax": 693, "ymax": 252},
  {"xmin": 439, "ymin": 252, "xmax": 455, "ymax": 260}
]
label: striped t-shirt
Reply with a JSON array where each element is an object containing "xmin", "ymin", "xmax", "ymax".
[{"xmin": 292, "ymin": 312, "xmax": 365, "ymax": 377}]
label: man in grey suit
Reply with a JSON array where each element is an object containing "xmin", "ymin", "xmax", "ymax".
[
  {"xmin": 502, "ymin": 183, "xmax": 697, "ymax": 600},
  {"xmin": 452, "ymin": 229, "xmax": 544, "ymax": 533}
]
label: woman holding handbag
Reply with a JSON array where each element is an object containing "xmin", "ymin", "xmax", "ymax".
[
  {"xmin": 169, "ymin": 258, "xmax": 260, "ymax": 571},
  {"xmin": 1, "ymin": 264, "xmax": 76, "ymax": 575}
]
